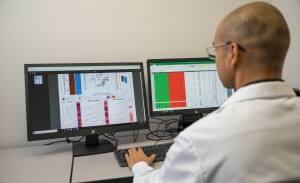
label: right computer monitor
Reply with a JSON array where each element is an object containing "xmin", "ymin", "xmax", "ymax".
[{"xmin": 147, "ymin": 58, "xmax": 233, "ymax": 123}]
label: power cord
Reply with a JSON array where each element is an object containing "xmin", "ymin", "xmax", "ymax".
[
  {"xmin": 133, "ymin": 130, "xmax": 139, "ymax": 142},
  {"xmin": 101, "ymin": 133, "xmax": 119, "ymax": 148},
  {"xmin": 44, "ymin": 137, "xmax": 84, "ymax": 146},
  {"xmin": 146, "ymin": 117, "xmax": 180, "ymax": 145}
]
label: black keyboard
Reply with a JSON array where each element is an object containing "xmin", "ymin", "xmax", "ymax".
[{"xmin": 113, "ymin": 142, "xmax": 173, "ymax": 167}]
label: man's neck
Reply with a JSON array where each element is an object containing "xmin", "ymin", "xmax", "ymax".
[{"xmin": 234, "ymin": 69, "xmax": 282, "ymax": 90}]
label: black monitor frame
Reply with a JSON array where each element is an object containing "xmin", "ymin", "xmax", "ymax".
[
  {"xmin": 147, "ymin": 57, "xmax": 232, "ymax": 124},
  {"xmin": 24, "ymin": 62, "xmax": 149, "ymax": 156}
]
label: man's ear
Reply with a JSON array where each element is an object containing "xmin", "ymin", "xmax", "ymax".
[{"xmin": 228, "ymin": 43, "xmax": 239, "ymax": 69}]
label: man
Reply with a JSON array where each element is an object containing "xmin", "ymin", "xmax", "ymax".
[{"xmin": 125, "ymin": 2, "xmax": 300, "ymax": 183}]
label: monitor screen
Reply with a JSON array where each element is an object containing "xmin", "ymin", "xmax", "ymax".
[
  {"xmin": 147, "ymin": 58, "xmax": 233, "ymax": 117},
  {"xmin": 24, "ymin": 62, "xmax": 149, "ymax": 155}
]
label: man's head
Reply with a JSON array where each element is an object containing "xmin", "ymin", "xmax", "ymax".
[{"xmin": 213, "ymin": 2, "xmax": 290, "ymax": 89}]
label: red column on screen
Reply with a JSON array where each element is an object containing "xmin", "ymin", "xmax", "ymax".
[
  {"xmin": 104, "ymin": 100, "xmax": 109, "ymax": 125},
  {"xmin": 77, "ymin": 102, "xmax": 82, "ymax": 128},
  {"xmin": 69, "ymin": 74, "xmax": 75, "ymax": 95},
  {"xmin": 168, "ymin": 72, "xmax": 186, "ymax": 108}
]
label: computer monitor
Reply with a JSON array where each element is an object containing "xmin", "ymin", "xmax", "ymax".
[
  {"xmin": 147, "ymin": 57, "xmax": 233, "ymax": 125},
  {"xmin": 24, "ymin": 62, "xmax": 149, "ymax": 156}
]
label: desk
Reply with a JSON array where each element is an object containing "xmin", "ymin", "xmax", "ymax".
[
  {"xmin": 72, "ymin": 139, "xmax": 163, "ymax": 183},
  {"xmin": 0, "ymin": 144, "xmax": 72, "ymax": 183},
  {"xmin": 0, "ymin": 136, "xmax": 166, "ymax": 183}
]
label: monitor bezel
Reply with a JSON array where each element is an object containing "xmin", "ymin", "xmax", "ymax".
[
  {"xmin": 24, "ymin": 62, "xmax": 149, "ymax": 141},
  {"xmin": 147, "ymin": 57, "xmax": 221, "ymax": 117}
]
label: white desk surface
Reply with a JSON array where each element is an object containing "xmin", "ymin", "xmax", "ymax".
[
  {"xmin": 0, "ymin": 144, "xmax": 72, "ymax": 183},
  {"xmin": 0, "ymin": 136, "xmax": 169, "ymax": 183},
  {"xmin": 72, "ymin": 138, "xmax": 164, "ymax": 183}
]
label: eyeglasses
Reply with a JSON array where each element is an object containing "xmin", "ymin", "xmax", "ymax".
[{"xmin": 206, "ymin": 41, "xmax": 246, "ymax": 60}]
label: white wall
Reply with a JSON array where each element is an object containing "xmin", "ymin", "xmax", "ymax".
[
  {"xmin": 3, "ymin": 0, "xmax": 293, "ymax": 149},
  {"xmin": 272, "ymin": 0, "xmax": 300, "ymax": 89}
]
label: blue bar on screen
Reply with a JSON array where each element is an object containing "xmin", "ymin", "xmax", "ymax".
[{"xmin": 75, "ymin": 74, "xmax": 82, "ymax": 95}]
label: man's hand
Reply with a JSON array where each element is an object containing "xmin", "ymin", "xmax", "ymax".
[{"xmin": 125, "ymin": 147, "xmax": 156, "ymax": 169}]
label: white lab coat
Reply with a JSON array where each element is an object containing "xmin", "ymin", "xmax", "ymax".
[{"xmin": 132, "ymin": 82, "xmax": 300, "ymax": 183}]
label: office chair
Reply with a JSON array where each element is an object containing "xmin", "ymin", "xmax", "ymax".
[
  {"xmin": 84, "ymin": 176, "xmax": 133, "ymax": 183},
  {"xmin": 293, "ymin": 88, "xmax": 300, "ymax": 96},
  {"xmin": 271, "ymin": 180, "xmax": 300, "ymax": 183}
]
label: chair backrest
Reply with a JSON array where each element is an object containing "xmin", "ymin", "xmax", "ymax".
[
  {"xmin": 293, "ymin": 88, "xmax": 300, "ymax": 96},
  {"xmin": 272, "ymin": 180, "xmax": 300, "ymax": 183}
]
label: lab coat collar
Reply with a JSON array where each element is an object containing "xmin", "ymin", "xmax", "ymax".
[{"xmin": 220, "ymin": 82, "xmax": 296, "ymax": 109}]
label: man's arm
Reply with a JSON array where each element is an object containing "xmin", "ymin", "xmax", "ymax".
[{"xmin": 125, "ymin": 135, "xmax": 205, "ymax": 183}]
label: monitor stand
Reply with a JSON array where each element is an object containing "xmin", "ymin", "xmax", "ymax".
[
  {"xmin": 72, "ymin": 134, "xmax": 116, "ymax": 157},
  {"xmin": 179, "ymin": 113, "xmax": 203, "ymax": 129}
]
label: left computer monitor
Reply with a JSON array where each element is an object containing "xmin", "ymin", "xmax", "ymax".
[{"xmin": 24, "ymin": 62, "xmax": 149, "ymax": 156}]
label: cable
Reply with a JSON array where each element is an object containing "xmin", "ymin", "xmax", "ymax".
[
  {"xmin": 109, "ymin": 133, "xmax": 119, "ymax": 148},
  {"xmin": 72, "ymin": 136, "xmax": 85, "ymax": 143},
  {"xmin": 44, "ymin": 137, "xmax": 84, "ymax": 146},
  {"xmin": 101, "ymin": 133, "xmax": 119, "ymax": 148},
  {"xmin": 146, "ymin": 117, "xmax": 180, "ymax": 144},
  {"xmin": 44, "ymin": 140, "xmax": 68, "ymax": 146},
  {"xmin": 44, "ymin": 137, "xmax": 71, "ymax": 146},
  {"xmin": 133, "ymin": 130, "xmax": 139, "ymax": 142},
  {"xmin": 146, "ymin": 130, "xmax": 174, "ymax": 140},
  {"xmin": 165, "ymin": 120, "xmax": 180, "ymax": 134}
]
